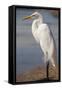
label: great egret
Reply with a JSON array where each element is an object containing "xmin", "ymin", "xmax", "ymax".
[{"xmin": 23, "ymin": 12, "xmax": 56, "ymax": 80}]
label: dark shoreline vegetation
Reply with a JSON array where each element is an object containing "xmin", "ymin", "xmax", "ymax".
[{"xmin": 50, "ymin": 10, "xmax": 59, "ymax": 16}]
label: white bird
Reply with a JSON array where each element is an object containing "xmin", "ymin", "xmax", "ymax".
[{"xmin": 23, "ymin": 12, "xmax": 56, "ymax": 80}]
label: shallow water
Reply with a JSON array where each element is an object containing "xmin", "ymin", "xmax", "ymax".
[{"xmin": 16, "ymin": 9, "xmax": 59, "ymax": 75}]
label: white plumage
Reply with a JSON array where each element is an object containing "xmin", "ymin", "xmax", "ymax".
[
  {"xmin": 24, "ymin": 12, "xmax": 56, "ymax": 79},
  {"xmin": 32, "ymin": 12, "xmax": 55, "ymax": 67}
]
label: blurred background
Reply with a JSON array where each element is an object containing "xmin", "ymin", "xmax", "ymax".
[{"xmin": 16, "ymin": 8, "xmax": 59, "ymax": 76}]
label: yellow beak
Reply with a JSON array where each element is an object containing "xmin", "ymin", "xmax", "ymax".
[{"xmin": 23, "ymin": 15, "xmax": 32, "ymax": 20}]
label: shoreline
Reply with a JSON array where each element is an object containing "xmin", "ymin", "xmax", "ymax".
[{"xmin": 16, "ymin": 65, "xmax": 59, "ymax": 82}]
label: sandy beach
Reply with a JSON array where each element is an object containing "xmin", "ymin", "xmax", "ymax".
[{"xmin": 16, "ymin": 65, "xmax": 59, "ymax": 82}]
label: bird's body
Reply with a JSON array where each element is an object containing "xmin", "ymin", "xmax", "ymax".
[
  {"xmin": 24, "ymin": 12, "xmax": 56, "ymax": 79},
  {"xmin": 32, "ymin": 14, "xmax": 55, "ymax": 67}
]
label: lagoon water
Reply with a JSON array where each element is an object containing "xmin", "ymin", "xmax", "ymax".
[{"xmin": 16, "ymin": 8, "xmax": 59, "ymax": 75}]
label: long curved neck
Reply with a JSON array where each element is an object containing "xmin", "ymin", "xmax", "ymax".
[{"xmin": 32, "ymin": 17, "xmax": 43, "ymax": 32}]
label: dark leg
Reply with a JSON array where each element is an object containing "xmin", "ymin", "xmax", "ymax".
[{"xmin": 47, "ymin": 61, "xmax": 49, "ymax": 80}]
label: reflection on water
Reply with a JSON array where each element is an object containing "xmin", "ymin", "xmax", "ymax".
[{"xmin": 16, "ymin": 9, "xmax": 59, "ymax": 75}]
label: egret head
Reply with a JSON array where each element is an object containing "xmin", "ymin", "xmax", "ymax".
[
  {"xmin": 23, "ymin": 12, "xmax": 42, "ymax": 20},
  {"xmin": 31, "ymin": 12, "xmax": 42, "ymax": 19}
]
